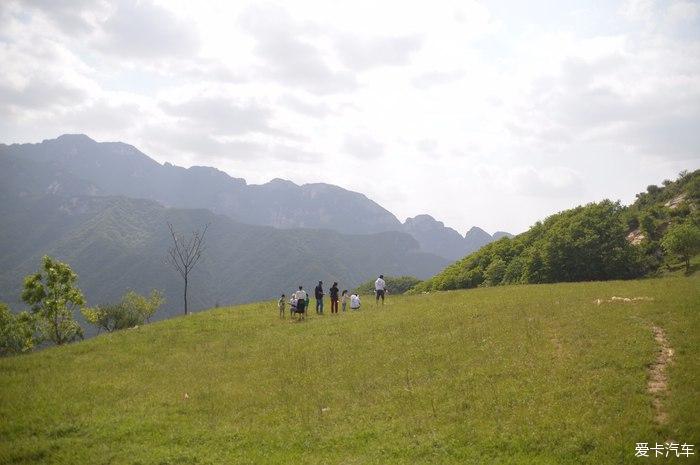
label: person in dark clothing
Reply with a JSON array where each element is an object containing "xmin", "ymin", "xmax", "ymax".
[
  {"xmin": 329, "ymin": 282, "xmax": 339, "ymax": 314},
  {"xmin": 314, "ymin": 281, "xmax": 324, "ymax": 314}
]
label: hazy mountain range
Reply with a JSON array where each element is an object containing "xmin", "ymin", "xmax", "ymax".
[
  {"xmin": 1, "ymin": 135, "xmax": 509, "ymax": 258},
  {"xmin": 0, "ymin": 134, "xmax": 509, "ymax": 317}
]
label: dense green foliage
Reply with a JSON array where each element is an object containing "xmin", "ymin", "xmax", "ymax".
[
  {"xmin": 81, "ymin": 290, "xmax": 164, "ymax": 334},
  {"xmin": 0, "ymin": 277, "xmax": 697, "ymax": 464},
  {"xmin": 415, "ymin": 171, "xmax": 700, "ymax": 293},
  {"xmin": 661, "ymin": 223, "xmax": 700, "ymax": 273},
  {"xmin": 624, "ymin": 169, "xmax": 700, "ymax": 270},
  {"xmin": 415, "ymin": 200, "xmax": 642, "ymax": 292},
  {"xmin": 0, "ymin": 303, "xmax": 37, "ymax": 356},
  {"xmin": 21, "ymin": 256, "xmax": 85, "ymax": 345},
  {"xmin": 354, "ymin": 275, "xmax": 421, "ymax": 294}
]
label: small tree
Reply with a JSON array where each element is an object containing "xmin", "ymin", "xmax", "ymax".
[
  {"xmin": 121, "ymin": 289, "xmax": 164, "ymax": 323},
  {"xmin": 166, "ymin": 223, "xmax": 208, "ymax": 315},
  {"xmin": 21, "ymin": 256, "xmax": 85, "ymax": 345},
  {"xmin": 661, "ymin": 223, "xmax": 700, "ymax": 273},
  {"xmin": 0, "ymin": 304, "xmax": 39, "ymax": 356},
  {"xmin": 82, "ymin": 290, "xmax": 164, "ymax": 334}
]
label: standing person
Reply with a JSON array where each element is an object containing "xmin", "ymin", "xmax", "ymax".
[
  {"xmin": 329, "ymin": 282, "xmax": 339, "ymax": 314},
  {"xmin": 289, "ymin": 293, "xmax": 298, "ymax": 320},
  {"xmin": 375, "ymin": 274, "xmax": 386, "ymax": 306},
  {"xmin": 314, "ymin": 281, "xmax": 324, "ymax": 314},
  {"xmin": 278, "ymin": 294, "xmax": 286, "ymax": 319},
  {"xmin": 295, "ymin": 286, "xmax": 308, "ymax": 320},
  {"xmin": 350, "ymin": 293, "xmax": 361, "ymax": 310},
  {"xmin": 341, "ymin": 290, "xmax": 349, "ymax": 312}
]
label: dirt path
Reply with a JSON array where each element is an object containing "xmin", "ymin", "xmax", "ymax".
[{"xmin": 648, "ymin": 325, "xmax": 674, "ymax": 426}]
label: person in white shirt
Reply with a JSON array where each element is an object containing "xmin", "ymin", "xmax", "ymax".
[
  {"xmin": 374, "ymin": 275, "xmax": 386, "ymax": 306},
  {"xmin": 294, "ymin": 286, "xmax": 308, "ymax": 319},
  {"xmin": 350, "ymin": 293, "xmax": 361, "ymax": 310}
]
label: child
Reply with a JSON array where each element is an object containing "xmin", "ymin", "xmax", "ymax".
[
  {"xmin": 350, "ymin": 293, "xmax": 361, "ymax": 310},
  {"xmin": 278, "ymin": 294, "xmax": 286, "ymax": 318},
  {"xmin": 341, "ymin": 290, "xmax": 349, "ymax": 312},
  {"xmin": 289, "ymin": 294, "xmax": 298, "ymax": 320}
]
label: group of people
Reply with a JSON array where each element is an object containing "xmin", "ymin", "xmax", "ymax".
[{"xmin": 277, "ymin": 275, "xmax": 387, "ymax": 320}]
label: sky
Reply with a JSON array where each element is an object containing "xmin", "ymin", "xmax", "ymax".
[{"xmin": 0, "ymin": 0, "xmax": 699, "ymax": 234}]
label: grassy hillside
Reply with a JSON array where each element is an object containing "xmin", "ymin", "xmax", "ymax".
[{"xmin": 1, "ymin": 277, "xmax": 698, "ymax": 464}]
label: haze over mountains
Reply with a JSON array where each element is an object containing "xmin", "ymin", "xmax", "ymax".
[
  {"xmin": 0, "ymin": 194, "xmax": 448, "ymax": 321},
  {"xmin": 1, "ymin": 134, "xmax": 509, "ymax": 259},
  {"xmin": 0, "ymin": 134, "xmax": 509, "ymax": 318}
]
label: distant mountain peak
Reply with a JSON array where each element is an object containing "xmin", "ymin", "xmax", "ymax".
[
  {"xmin": 266, "ymin": 178, "xmax": 298, "ymax": 187},
  {"xmin": 492, "ymin": 231, "xmax": 514, "ymax": 240},
  {"xmin": 404, "ymin": 214, "xmax": 446, "ymax": 229},
  {"xmin": 465, "ymin": 226, "xmax": 489, "ymax": 237},
  {"xmin": 51, "ymin": 134, "xmax": 95, "ymax": 144},
  {"xmin": 407, "ymin": 214, "xmax": 438, "ymax": 222}
]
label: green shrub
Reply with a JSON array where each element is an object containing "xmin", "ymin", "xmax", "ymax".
[
  {"xmin": 661, "ymin": 223, "xmax": 700, "ymax": 273},
  {"xmin": 21, "ymin": 256, "xmax": 85, "ymax": 345},
  {"xmin": 0, "ymin": 304, "xmax": 39, "ymax": 356},
  {"xmin": 82, "ymin": 290, "xmax": 164, "ymax": 334}
]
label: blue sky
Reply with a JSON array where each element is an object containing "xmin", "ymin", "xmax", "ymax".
[{"xmin": 1, "ymin": 0, "xmax": 698, "ymax": 233}]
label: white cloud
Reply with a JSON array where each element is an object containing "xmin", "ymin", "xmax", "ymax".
[
  {"xmin": 334, "ymin": 34, "xmax": 422, "ymax": 70},
  {"xmin": 238, "ymin": 4, "xmax": 357, "ymax": 94},
  {"xmin": 161, "ymin": 96, "xmax": 281, "ymax": 137},
  {"xmin": 1, "ymin": 0, "xmax": 699, "ymax": 234},
  {"xmin": 342, "ymin": 134, "xmax": 384, "ymax": 159},
  {"xmin": 96, "ymin": 0, "xmax": 199, "ymax": 60}
]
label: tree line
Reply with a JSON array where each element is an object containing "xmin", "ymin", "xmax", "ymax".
[{"xmin": 413, "ymin": 171, "xmax": 700, "ymax": 293}]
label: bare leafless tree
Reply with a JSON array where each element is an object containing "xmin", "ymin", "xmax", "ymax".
[{"xmin": 166, "ymin": 222, "xmax": 208, "ymax": 315}]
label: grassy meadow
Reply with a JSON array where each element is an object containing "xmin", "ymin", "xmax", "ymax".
[{"xmin": 1, "ymin": 276, "xmax": 698, "ymax": 464}]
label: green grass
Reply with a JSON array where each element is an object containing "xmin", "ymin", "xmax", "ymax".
[{"xmin": 1, "ymin": 277, "xmax": 698, "ymax": 464}]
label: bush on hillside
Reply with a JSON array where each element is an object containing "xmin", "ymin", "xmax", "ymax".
[
  {"xmin": 82, "ymin": 290, "xmax": 164, "ymax": 334},
  {"xmin": 0, "ymin": 304, "xmax": 39, "ymax": 356},
  {"xmin": 354, "ymin": 276, "xmax": 422, "ymax": 295}
]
